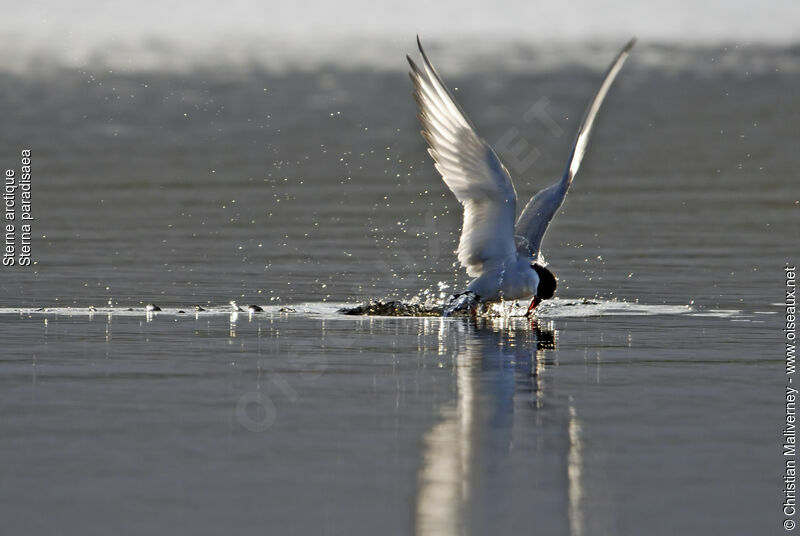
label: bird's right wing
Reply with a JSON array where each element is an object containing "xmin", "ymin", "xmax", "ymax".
[
  {"xmin": 408, "ymin": 37, "xmax": 518, "ymax": 278},
  {"xmin": 515, "ymin": 38, "xmax": 636, "ymax": 260}
]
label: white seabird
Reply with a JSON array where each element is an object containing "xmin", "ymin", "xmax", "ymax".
[{"xmin": 407, "ymin": 37, "xmax": 636, "ymax": 315}]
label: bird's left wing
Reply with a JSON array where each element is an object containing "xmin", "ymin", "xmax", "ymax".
[
  {"xmin": 408, "ymin": 37, "xmax": 518, "ymax": 277},
  {"xmin": 515, "ymin": 38, "xmax": 636, "ymax": 260}
]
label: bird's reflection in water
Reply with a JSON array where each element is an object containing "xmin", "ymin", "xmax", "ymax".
[{"xmin": 415, "ymin": 317, "xmax": 585, "ymax": 536}]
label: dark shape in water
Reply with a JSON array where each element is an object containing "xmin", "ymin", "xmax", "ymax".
[
  {"xmin": 442, "ymin": 292, "xmax": 481, "ymax": 317},
  {"xmin": 145, "ymin": 304, "xmax": 161, "ymax": 312},
  {"xmin": 341, "ymin": 293, "xmax": 532, "ymax": 318},
  {"xmin": 340, "ymin": 300, "xmax": 443, "ymax": 317},
  {"xmin": 562, "ymin": 298, "xmax": 599, "ymax": 306}
]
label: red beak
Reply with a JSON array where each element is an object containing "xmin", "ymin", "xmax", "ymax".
[{"xmin": 526, "ymin": 296, "xmax": 540, "ymax": 316}]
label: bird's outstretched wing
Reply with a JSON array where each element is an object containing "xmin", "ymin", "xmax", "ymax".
[
  {"xmin": 408, "ymin": 37, "xmax": 518, "ymax": 277},
  {"xmin": 515, "ymin": 38, "xmax": 636, "ymax": 260}
]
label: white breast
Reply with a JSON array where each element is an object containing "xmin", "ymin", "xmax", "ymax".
[{"xmin": 465, "ymin": 257, "xmax": 539, "ymax": 303}]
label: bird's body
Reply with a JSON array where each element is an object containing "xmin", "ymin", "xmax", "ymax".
[
  {"xmin": 465, "ymin": 256, "xmax": 539, "ymax": 303},
  {"xmin": 407, "ymin": 37, "xmax": 635, "ymax": 314}
]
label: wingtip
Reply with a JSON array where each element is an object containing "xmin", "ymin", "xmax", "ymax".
[
  {"xmin": 416, "ymin": 35, "xmax": 434, "ymax": 68},
  {"xmin": 417, "ymin": 35, "xmax": 438, "ymax": 77},
  {"xmin": 624, "ymin": 36, "xmax": 637, "ymax": 52},
  {"xmin": 407, "ymin": 55, "xmax": 422, "ymax": 77}
]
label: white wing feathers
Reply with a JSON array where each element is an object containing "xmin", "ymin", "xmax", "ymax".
[
  {"xmin": 408, "ymin": 37, "xmax": 518, "ymax": 277},
  {"xmin": 515, "ymin": 38, "xmax": 636, "ymax": 259}
]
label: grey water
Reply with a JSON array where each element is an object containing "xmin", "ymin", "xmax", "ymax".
[{"xmin": 0, "ymin": 40, "xmax": 794, "ymax": 534}]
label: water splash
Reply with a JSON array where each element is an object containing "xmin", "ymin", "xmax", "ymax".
[{"xmin": 1, "ymin": 298, "xmax": 754, "ymax": 320}]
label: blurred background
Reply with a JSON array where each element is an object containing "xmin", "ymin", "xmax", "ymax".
[{"xmin": 3, "ymin": 0, "xmax": 800, "ymax": 52}]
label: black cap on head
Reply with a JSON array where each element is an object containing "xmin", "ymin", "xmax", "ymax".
[{"xmin": 532, "ymin": 264, "xmax": 557, "ymax": 301}]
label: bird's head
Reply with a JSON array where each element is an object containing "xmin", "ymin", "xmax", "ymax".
[{"xmin": 531, "ymin": 263, "xmax": 557, "ymax": 301}]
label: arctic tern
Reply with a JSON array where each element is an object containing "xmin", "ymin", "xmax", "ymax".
[{"xmin": 407, "ymin": 37, "xmax": 636, "ymax": 315}]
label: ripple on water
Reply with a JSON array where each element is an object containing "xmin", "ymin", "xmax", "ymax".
[{"xmin": 0, "ymin": 297, "xmax": 743, "ymax": 320}]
